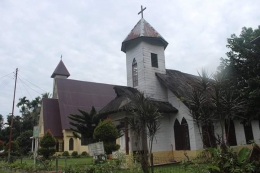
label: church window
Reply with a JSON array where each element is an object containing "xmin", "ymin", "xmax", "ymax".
[
  {"xmin": 225, "ymin": 120, "xmax": 237, "ymax": 146},
  {"xmin": 243, "ymin": 122, "xmax": 254, "ymax": 144},
  {"xmin": 151, "ymin": 53, "xmax": 158, "ymax": 68},
  {"xmin": 132, "ymin": 58, "xmax": 138, "ymax": 87},
  {"xmin": 202, "ymin": 124, "xmax": 216, "ymax": 148},
  {"xmin": 174, "ymin": 118, "xmax": 190, "ymax": 150},
  {"xmin": 69, "ymin": 138, "xmax": 74, "ymax": 150}
]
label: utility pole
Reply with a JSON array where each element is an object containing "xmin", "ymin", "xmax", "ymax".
[{"xmin": 8, "ymin": 68, "xmax": 18, "ymax": 163}]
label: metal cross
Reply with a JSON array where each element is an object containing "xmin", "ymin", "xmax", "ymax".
[
  {"xmin": 138, "ymin": 5, "xmax": 146, "ymax": 18},
  {"xmin": 60, "ymin": 55, "xmax": 62, "ymax": 60}
]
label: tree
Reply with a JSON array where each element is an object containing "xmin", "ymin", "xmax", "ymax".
[
  {"xmin": 16, "ymin": 97, "xmax": 30, "ymax": 115},
  {"xmin": 125, "ymin": 90, "xmax": 162, "ymax": 173},
  {"xmin": 185, "ymin": 70, "xmax": 245, "ymax": 147},
  {"xmin": 93, "ymin": 120, "xmax": 120, "ymax": 154},
  {"xmin": 219, "ymin": 26, "xmax": 260, "ymax": 120},
  {"xmin": 38, "ymin": 130, "xmax": 56, "ymax": 159},
  {"xmin": 16, "ymin": 130, "xmax": 33, "ymax": 155},
  {"xmin": 42, "ymin": 92, "xmax": 52, "ymax": 99},
  {"xmin": 69, "ymin": 107, "xmax": 99, "ymax": 143}
]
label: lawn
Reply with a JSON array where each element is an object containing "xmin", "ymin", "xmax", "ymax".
[{"xmin": 7, "ymin": 157, "xmax": 186, "ymax": 173}]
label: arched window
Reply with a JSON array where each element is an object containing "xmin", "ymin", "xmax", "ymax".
[
  {"xmin": 132, "ymin": 58, "xmax": 138, "ymax": 87},
  {"xmin": 69, "ymin": 138, "xmax": 74, "ymax": 151},
  {"xmin": 174, "ymin": 118, "xmax": 190, "ymax": 150},
  {"xmin": 225, "ymin": 120, "xmax": 237, "ymax": 146},
  {"xmin": 174, "ymin": 119, "xmax": 182, "ymax": 150},
  {"xmin": 244, "ymin": 122, "xmax": 254, "ymax": 144},
  {"xmin": 202, "ymin": 124, "xmax": 216, "ymax": 148},
  {"xmin": 181, "ymin": 118, "xmax": 190, "ymax": 150}
]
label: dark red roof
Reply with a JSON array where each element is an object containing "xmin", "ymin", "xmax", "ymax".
[
  {"xmin": 56, "ymin": 78, "xmax": 119, "ymax": 130},
  {"xmin": 121, "ymin": 19, "xmax": 168, "ymax": 52},
  {"xmin": 42, "ymin": 98, "xmax": 63, "ymax": 137},
  {"xmin": 51, "ymin": 60, "xmax": 70, "ymax": 78}
]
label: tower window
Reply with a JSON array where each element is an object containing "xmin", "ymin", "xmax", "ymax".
[
  {"xmin": 132, "ymin": 58, "xmax": 138, "ymax": 87},
  {"xmin": 151, "ymin": 53, "xmax": 158, "ymax": 68}
]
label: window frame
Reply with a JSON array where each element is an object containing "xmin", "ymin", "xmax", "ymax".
[
  {"xmin": 151, "ymin": 53, "xmax": 158, "ymax": 68},
  {"xmin": 132, "ymin": 58, "xmax": 138, "ymax": 87}
]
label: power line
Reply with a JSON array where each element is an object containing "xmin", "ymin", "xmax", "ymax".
[
  {"xmin": 18, "ymin": 76, "xmax": 43, "ymax": 96},
  {"xmin": 0, "ymin": 72, "xmax": 14, "ymax": 80},
  {"xmin": 18, "ymin": 72, "xmax": 47, "ymax": 93},
  {"xmin": 17, "ymin": 76, "xmax": 33, "ymax": 99}
]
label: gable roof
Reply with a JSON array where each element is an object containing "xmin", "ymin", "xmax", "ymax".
[
  {"xmin": 42, "ymin": 98, "xmax": 63, "ymax": 137},
  {"xmin": 99, "ymin": 86, "xmax": 178, "ymax": 115},
  {"xmin": 55, "ymin": 78, "xmax": 119, "ymax": 130},
  {"xmin": 121, "ymin": 18, "xmax": 168, "ymax": 52},
  {"xmin": 156, "ymin": 69, "xmax": 201, "ymax": 101},
  {"xmin": 51, "ymin": 60, "xmax": 70, "ymax": 78}
]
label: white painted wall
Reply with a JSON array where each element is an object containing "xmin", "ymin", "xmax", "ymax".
[
  {"xmin": 125, "ymin": 40, "xmax": 167, "ymax": 101},
  {"xmin": 167, "ymin": 90, "xmax": 203, "ymax": 150},
  {"xmin": 252, "ymin": 120, "xmax": 260, "ymax": 143},
  {"xmin": 234, "ymin": 120, "xmax": 246, "ymax": 145}
]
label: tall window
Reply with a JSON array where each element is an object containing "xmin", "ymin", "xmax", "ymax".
[
  {"xmin": 132, "ymin": 58, "xmax": 138, "ymax": 87},
  {"xmin": 244, "ymin": 122, "xmax": 254, "ymax": 144},
  {"xmin": 69, "ymin": 138, "xmax": 74, "ymax": 150},
  {"xmin": 225, "ymin": 120, "xmax": 237, "ymax": 146},
  {"xmin": 151, "ymin": 53, "xmax": 158, "ymax": 68},
  {"xmin": 202, "ymin": 124, "xmax": 216, "ymax": 148},
  {"xmin": 174, "ymin": 118, "xmax": 190, "ymax": 150}
]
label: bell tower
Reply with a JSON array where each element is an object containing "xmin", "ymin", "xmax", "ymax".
[
  {"xmin": 51, "ymin": 58, "xmax": 70, "ymax": 99},
  {"xmin": 121, "ymin": 7, "xmax": 168, "ymax": 101}
]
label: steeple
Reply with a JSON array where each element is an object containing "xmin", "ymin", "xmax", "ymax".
[
  {"xmin": 121, "ymin": 18, "xmax": 168, "ymax": 52},
  {"xmin": 51, "ymin": 60, "xmax": 70, "ymax": 78}
]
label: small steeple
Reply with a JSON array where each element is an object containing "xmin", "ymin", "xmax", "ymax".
[
  {"xmin": 121, "ymin": 18, "xmax": 168, "ymax": 52},
  {"xmin": 51, "ymin": 59, "xmax": 70, "ymax": 78}
]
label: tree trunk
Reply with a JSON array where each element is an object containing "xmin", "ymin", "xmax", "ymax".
[{"xmin": 140, "ymin": 127, "xmax": 149, "ymax": 173}]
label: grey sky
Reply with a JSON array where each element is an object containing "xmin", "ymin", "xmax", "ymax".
[{"xmin": 0, "ymin": 0, "xmax": 259, "ymax": 118}]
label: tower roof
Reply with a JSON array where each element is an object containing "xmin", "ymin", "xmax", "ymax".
[
  {"xmin": 51, "ymin": 60, "xmax": 70, "ymax": 78},
  {"xmin": 121, "ymin": 18, "xmax": 168, "ymax": 52}
]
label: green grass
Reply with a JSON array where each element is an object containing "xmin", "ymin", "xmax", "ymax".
[{"xmin": 8, "ymin": 157, "xmax": 186, "ymax": 173}]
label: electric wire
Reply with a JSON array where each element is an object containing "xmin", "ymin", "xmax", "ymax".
[
  {"xmin": 18, "ymin": 73, "xmax": 47, "ymax": 93},
  {"xmin": 0, "ymin": 72, "xmax": 14, "ymax": 80},
  {"xmin": 17, "ymin": 76, "xmax": 33, "ymax": 99},
  {"xmin": 17, "ymin": 76, "xmax": 43, "ymax": 96}
]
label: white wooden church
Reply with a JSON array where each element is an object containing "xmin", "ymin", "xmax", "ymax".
[{"xmin": 39, "ymin": 8, "xmax": 260, "ymax": 161}]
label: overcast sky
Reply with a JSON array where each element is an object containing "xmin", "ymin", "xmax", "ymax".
[{"xmin": 0, "ymin": 0, "xmax": 259, "ymax": 118}]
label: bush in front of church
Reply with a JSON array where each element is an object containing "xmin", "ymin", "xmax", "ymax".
[
  {"xmin": 93, "ymin": 120, "xmax": 120, "ymax": 154},
  {"xmin": 38, "ymin": 130, "xmax": 56, "ymax": 159}
]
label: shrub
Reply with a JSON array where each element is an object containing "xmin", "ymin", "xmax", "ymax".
[
  {"xmin": 93, "ymin": 120, "xmax": 120, "ymax": 154},
  {"xmin": 71, "ymin": 151, "xmax": 78, "ymax": 157},
  {"xmin": 81, "ymin": 151, "xmax": 89, "ymax": 157},
  {"xmin": 37, "ymin": 130, "xmax": 56, "ymax": 159},
  {"xmin": 62, "ymin": 151, "xmax": 69, "ymax": 157}
]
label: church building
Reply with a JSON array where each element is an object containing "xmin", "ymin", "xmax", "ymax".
[{"xmin": 39, "ymin": 9, "xmax": 260, "ymax": 161}]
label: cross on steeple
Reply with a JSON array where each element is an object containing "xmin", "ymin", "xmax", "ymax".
[
  {"xmin": 60, "ymin": 55, "xmax": 62, "ymax": 60},
  {"xmin": 138, "ymin": 5, "xmax": 146, "ymax": 19}
]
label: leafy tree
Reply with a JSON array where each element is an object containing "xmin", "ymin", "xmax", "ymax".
[
  {"xmin": 125, "ymin": 91, "xmax": 162, "ymax": 173},
  {"xmin": 42, "ymin": 92, "xmax": 52, "ymax": 99},
  {"xmin": 93, "ymin": 120, "xmax": 120, "ymax": 154},
  {"xmin": 185, "ymin": 70, "xmax": 245, "ymax": 147},
  {"xmin": 69, "ymin": 107, "xmax": 99, "ymax": 143},
  {"xmin": 16, "ymin": 96, "xmax": 30, "ymax": 115},
  {"xmin": 219, "ymin": 26, "xmax": 260, "ymax": 120},
  {"xmin": 5, "ymin": 141, "xmax": 19, "ymax": 156},
  {"xmin": 16, "ymin": 130, "xmax": 33, "ymax": 155},
  {"xmin": 38, "ymin": 130, "xmax": 56, "ymax": 159}
]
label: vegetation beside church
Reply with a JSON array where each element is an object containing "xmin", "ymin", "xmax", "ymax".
[
  {"xmin": 93, "ymin": 119, "xmax": 120, "ymax": 154},
  {"xmin": 38, "ymin": 130, "xmax": 56, "ymax": 159}
]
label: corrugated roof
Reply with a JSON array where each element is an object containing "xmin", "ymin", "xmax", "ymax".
[
  {"xmin": 99, "ymin": 86, "xmax": 178, "ymax": 115},
  {"xmin": 51, "ymin": 60, "xmax": 70, "ymax": 78},
  {"xmin": 42, "ymin": 98, "xmax": 63, "ymax": 137},
  {"xmin": 56, "ymin": 78, "xmax": 118, "ymax": 130},
  {"xmin": 156, "ymin": 69, "xmax": 203, "ymax": 104},
  {"xmin": 121, "ymin": 18, "xmax": 168, "ymax": 52}
]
